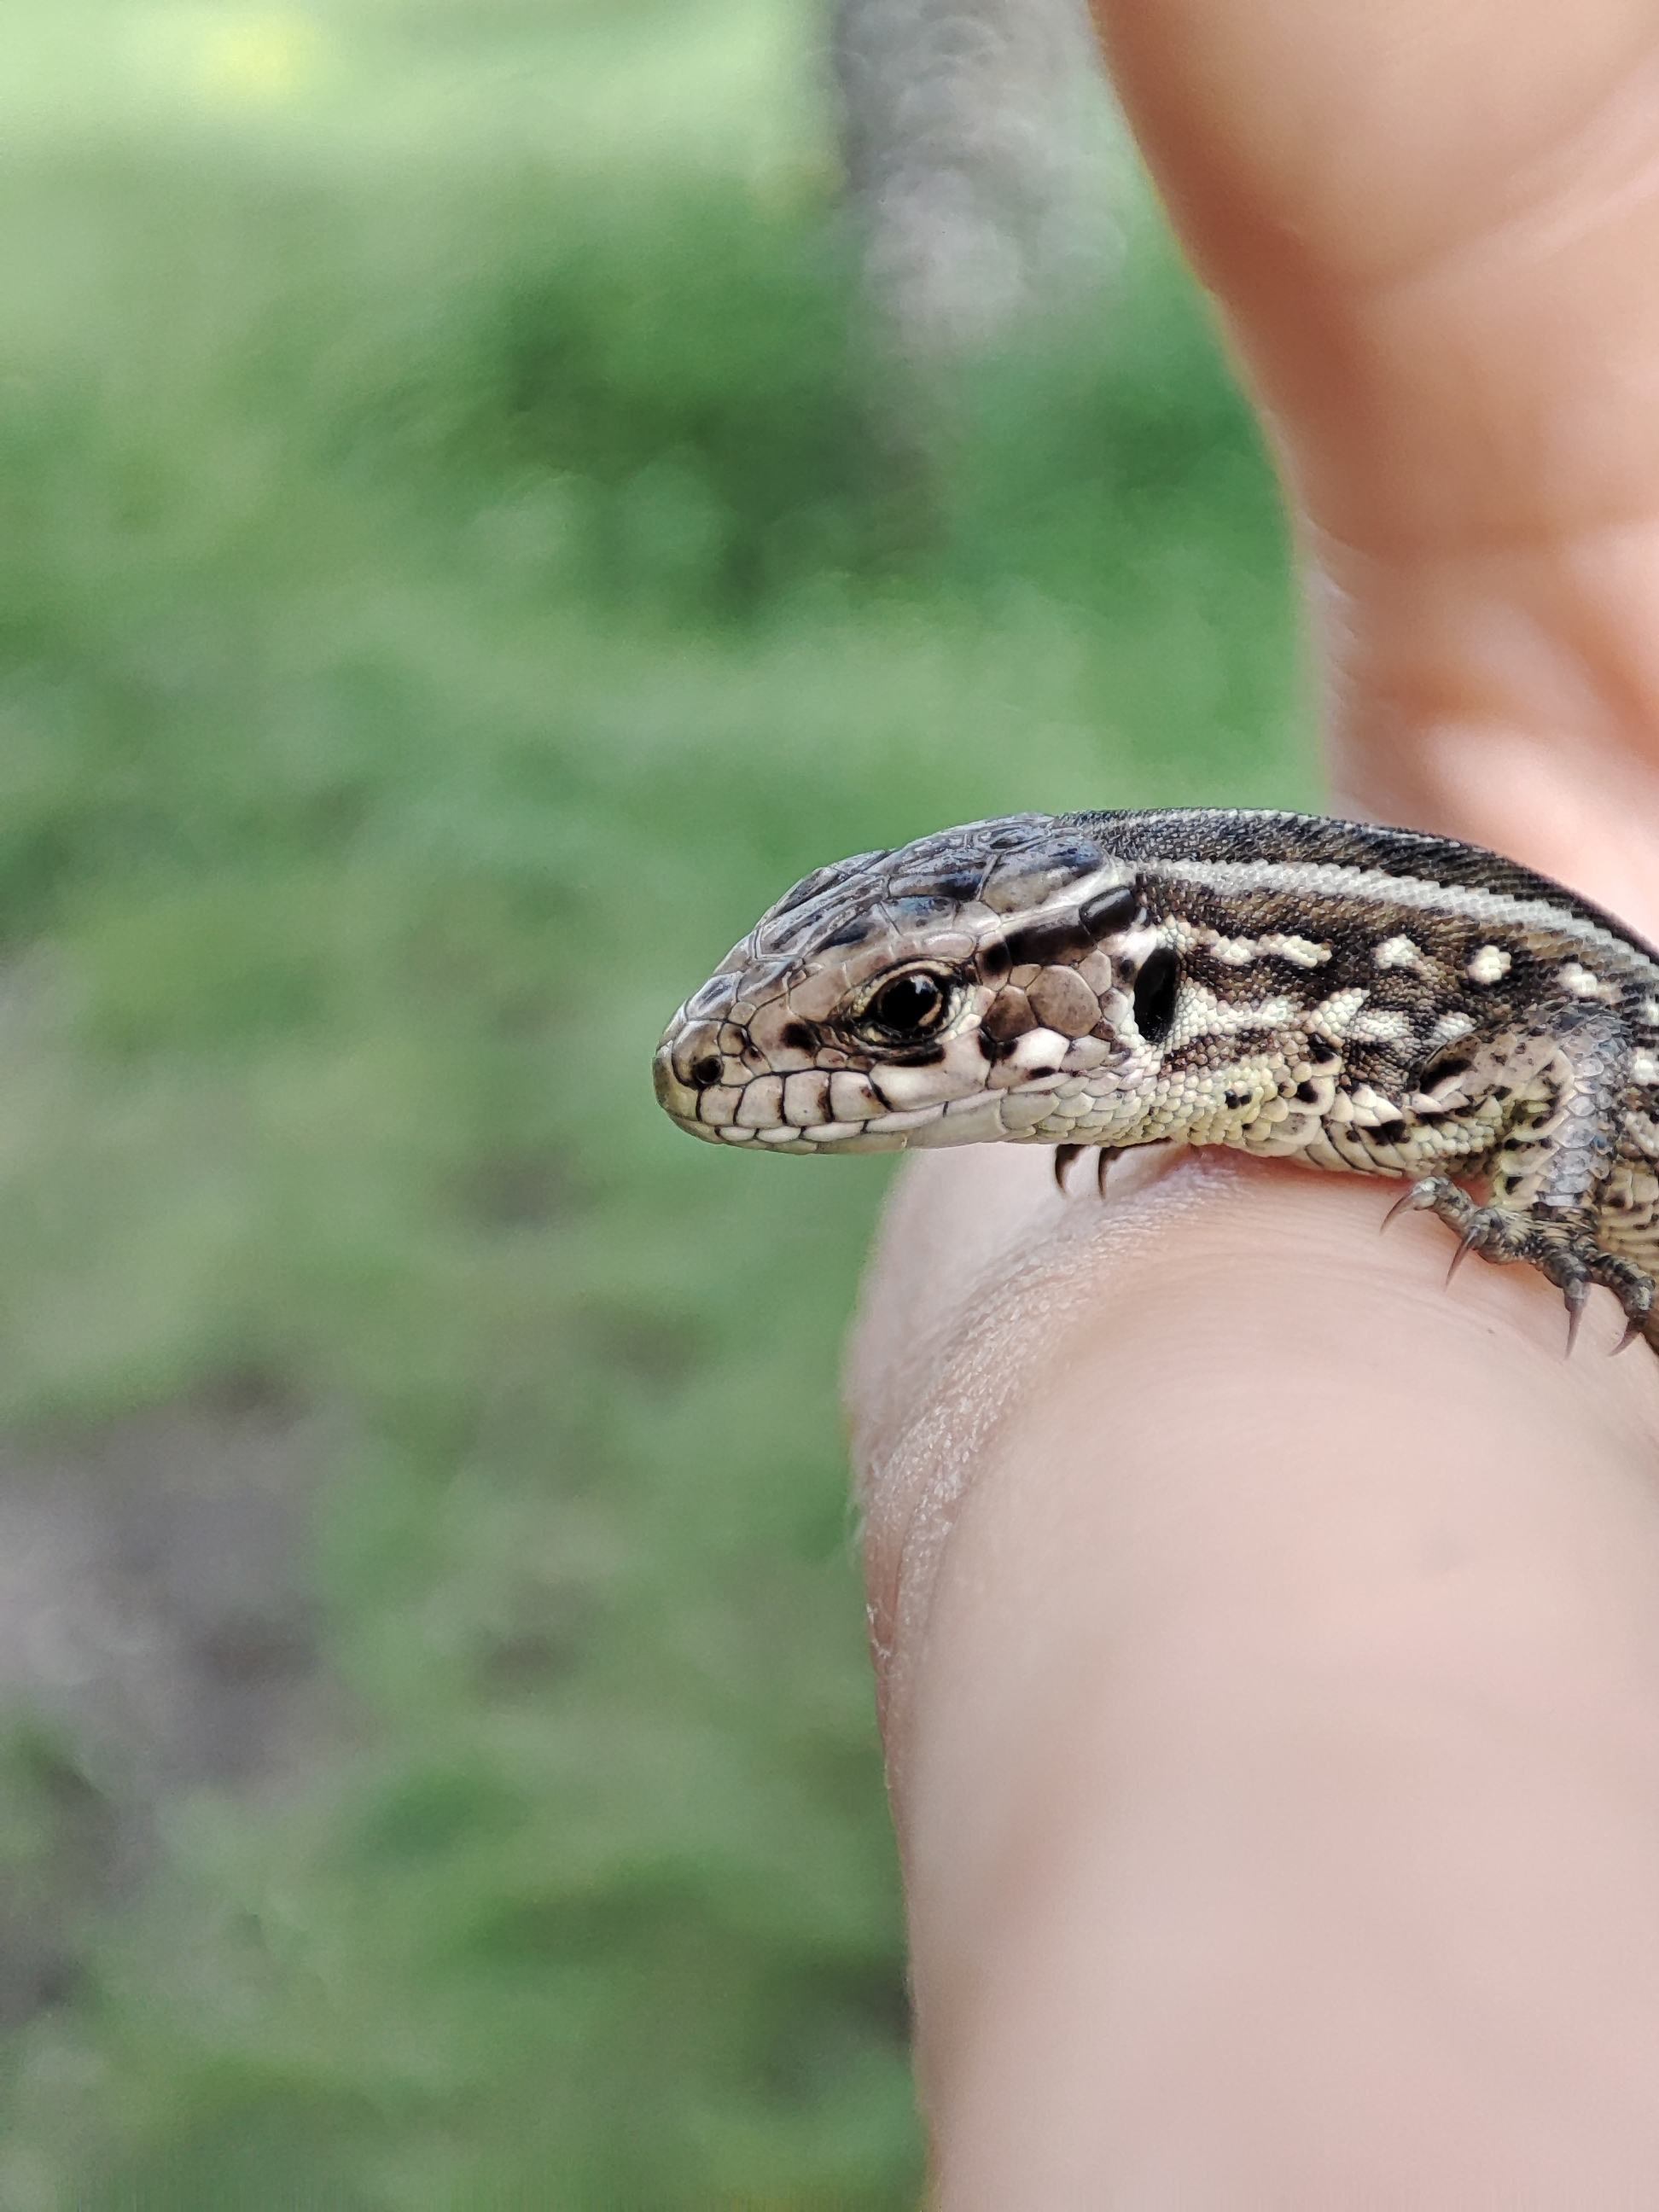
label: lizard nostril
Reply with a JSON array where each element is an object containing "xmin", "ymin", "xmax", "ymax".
[{"xmin": 671, "ymin": 1021, "xmax": 726, "ymax": 1091}]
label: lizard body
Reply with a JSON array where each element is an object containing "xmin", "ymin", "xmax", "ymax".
[{"xmin": 654, "ymin": 809, "xmax": 1659, "ymax": 1352}]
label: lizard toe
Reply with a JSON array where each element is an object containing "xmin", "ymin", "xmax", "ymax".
[
  {"xmin": 1583, "ymin": 1251, "xmax": 1655, "ymax": 1355},
  {"xmin": 1383, "ymin": 1177, "xmax": 1463, "ymax": 1232}
]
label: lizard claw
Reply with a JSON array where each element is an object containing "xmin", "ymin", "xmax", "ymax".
[
  {"xmin": 1446, "ymin": 1217, "xmax": 1490, "ymax": 1284},
  {"xmin": 1388, "ymin": 1176, "xmax": 1451, "ymax": 1230},
  {"xmin": 1382, "ymin": 1179, "xmax": 1438, "ymax": 1231},
  {"xmin": 1052, "ymin": 1143, "xmax": 1082, "ymax": 1195},
  {"xmin": 1563, "ymin": 1279, "xmax": 1590, "ymax": 1359}
]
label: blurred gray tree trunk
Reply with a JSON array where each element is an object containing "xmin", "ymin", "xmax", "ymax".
[{"xmin": 830, "ymin": 0, "xmax": 1123, "ymax": 363}]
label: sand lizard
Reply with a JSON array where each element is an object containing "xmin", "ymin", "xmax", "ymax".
[{"xmin": 655, "ymin": 809, "xmax": 1659, "ymax": 1353}]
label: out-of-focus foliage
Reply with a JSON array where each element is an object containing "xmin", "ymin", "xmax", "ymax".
[{"xmin": 0, "ymin": 0, "xmax": 1306, "ymax": 2203}]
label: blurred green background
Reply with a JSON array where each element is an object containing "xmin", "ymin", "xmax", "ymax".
[{"xmin": 0, "ymin": 0, "xmax": 1308, "ymax": 2202}]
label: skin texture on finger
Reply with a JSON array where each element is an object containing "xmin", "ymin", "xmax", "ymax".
[
  {"xmin": 1091, "ymin": 0, "xmax": 1659, "ymax": 893},
  {"xmin": 853, "ymin": 1144, "xmax": 1659, "ymax": 2203},
  {"xmin": 1092, "ymin": 0, "xmax": 1659, "ymax": 289},
  {"xmin": 1090, "ymin": 0, "xmax": 1659, "ymax": 543}
]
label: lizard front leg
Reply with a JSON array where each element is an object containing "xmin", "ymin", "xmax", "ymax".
[{"xmin": 1387, "ymin": 1008, "xmax": 1653, "ymax": 1352}]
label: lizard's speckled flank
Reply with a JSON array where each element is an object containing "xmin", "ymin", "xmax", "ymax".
[{"xmin": 654, "ymin": 808, "xmax": 1659, "ymax": 1353}]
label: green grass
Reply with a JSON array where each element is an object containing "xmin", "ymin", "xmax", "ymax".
[{"xmin": 0, "ymin": 2, "xmax": 1307, "ymax": 2201}]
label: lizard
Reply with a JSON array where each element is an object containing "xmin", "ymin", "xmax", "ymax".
[{"xmin": 653, "ymin": 808, "xmax": 1659, "ymax": 1354}]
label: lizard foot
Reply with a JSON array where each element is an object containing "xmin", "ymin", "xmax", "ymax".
[{"xmin": 1382, "ymin": 1179, "xmax": 1656, "ymax": 1356}]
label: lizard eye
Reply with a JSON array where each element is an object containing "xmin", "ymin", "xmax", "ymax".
[{"xmin": 858, "ymin": 968, "xmax": 952, "ymax": 1042}]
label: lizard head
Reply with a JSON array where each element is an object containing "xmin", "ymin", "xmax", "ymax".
[{"xmin": 654, "ymin": 814, "xmax": 1170, "ymax": 1154}]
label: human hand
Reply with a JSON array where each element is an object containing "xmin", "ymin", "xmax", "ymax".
[{"xmin": 852, "ymin": 5, "xmax": 1659, "ymax": 2199}]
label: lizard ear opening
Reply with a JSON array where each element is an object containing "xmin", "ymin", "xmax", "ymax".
[{"xmin": 1132, "ymin": 947, "xmax": 1180, "ymax": 1045}]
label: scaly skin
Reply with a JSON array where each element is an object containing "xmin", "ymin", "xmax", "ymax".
[{"xmin": 655, "ymin": 807, "xmax": 1659, "ymax": 1353}]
